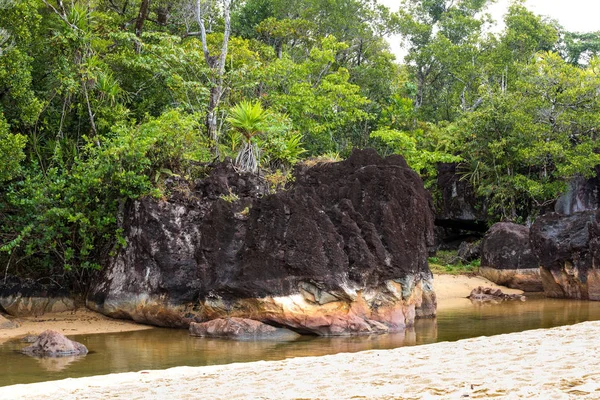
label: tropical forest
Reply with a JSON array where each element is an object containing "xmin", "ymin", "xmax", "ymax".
[{"xmin": 4, "ymin": 0, "xmax": 600, "ymax": 397}]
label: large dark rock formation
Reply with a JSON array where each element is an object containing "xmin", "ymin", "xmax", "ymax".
[
  {"xmin": 87, "ymin": 149, "xmax": 437, "ymax": 335},
  {"xmin": 21, "ymin": 330, "xmax": 88, "ymax": 357},
  {"xmin": 436, "ymin": 163, "xmax": 486, "ymax": 223},
  {"xmin": 0, "ymin": 277, "xmax": 76, "ymax": 317},
  {"xmin": 479, "ymin": 223, "xmax": 542, "ymax": 292},
  {"xmin": 530, "ymin": 211, "xmax": 600, "ymax": 299}
]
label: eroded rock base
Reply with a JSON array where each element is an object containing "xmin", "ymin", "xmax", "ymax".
[
  {"xmin": 540, "ymin": 266, "xmax": 600, "ymax": 300},
  {"xmin": 531, "ymin": 211, "xmax": 600, "ymax": 300},
  {"xmin": 91, "ymin": 276, "xmax": 436, "ymax": 336},
  {"xmin": 0, "ymin": 277, "xmax": 76, "ymax": 317},
  {"xmin": 479, "ymin": 267, "xmax": 543, "ymax": 292}
]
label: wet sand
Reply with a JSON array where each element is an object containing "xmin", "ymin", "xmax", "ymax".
[
  {"xmin": 433, "ymin": 273, "xmax": 525, "ymax": 310},
  {"xmin": 0, "ymin": 309, "xmax": 153, "ymax": 344},
  {"xmin": 434, "ymin": 273, "xmax": 523, "ymax": 299}
]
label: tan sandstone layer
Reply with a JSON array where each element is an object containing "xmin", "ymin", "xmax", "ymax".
[{"xmin": 1, "ymin": 320, "xmax": 599, "ymax": 399}]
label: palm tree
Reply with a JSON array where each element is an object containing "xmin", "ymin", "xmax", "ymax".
[{"xmin": 226, "ymin": 100, "xmax": 268, "ymax": 173}]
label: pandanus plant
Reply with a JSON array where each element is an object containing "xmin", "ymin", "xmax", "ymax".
[{"xmin": 226, "ymin": 100, "xmax": 269, "ymax": 173}]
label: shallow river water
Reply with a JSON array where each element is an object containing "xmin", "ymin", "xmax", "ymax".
[{"xmin": 2, "ymin": 297, "xmax": 600, "ymax": 387}]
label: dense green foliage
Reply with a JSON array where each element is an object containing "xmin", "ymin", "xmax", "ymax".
[{"xmin": 1, "ymin": 0, "xmax": 600, "ymax": 278}]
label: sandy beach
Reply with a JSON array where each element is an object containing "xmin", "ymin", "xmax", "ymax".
[
  {"xmin": 433, "ymin": 273, "xmax": 524, "ymax": 310},
  {"xmin": 1, "ymin": 274, "xmax": 572, "ymax": 400},
  {"xmin": 433, "ymin": 273, "xmax": 523, "ymax": 299}
]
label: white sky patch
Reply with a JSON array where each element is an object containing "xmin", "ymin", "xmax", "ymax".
[{"xmin": 379, "ymin": 0, "xmax": 600, "ymax": 61}]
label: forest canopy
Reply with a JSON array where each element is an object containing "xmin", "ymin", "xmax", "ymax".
[{"xmin": 1, "ymin": 0, "xmax": 600, "ymax": 276}]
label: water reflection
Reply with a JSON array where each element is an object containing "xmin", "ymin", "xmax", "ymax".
[
  {"xmin": 34, "ymin": 355, "xmax": 87, "ymax": 372},
  {"xmin": 1, "ymin": 297, "xmax": 599, "ymax": 387}
]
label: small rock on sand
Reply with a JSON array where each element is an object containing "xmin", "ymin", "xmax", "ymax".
[{"xmin": 0, "ymin": 314, "xmax": 18, "ymax": 329}]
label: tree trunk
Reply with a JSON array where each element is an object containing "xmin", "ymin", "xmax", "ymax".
[
  {"xmin": 195, "ymin": 0, "xmax": 232, "ymax": 158},
  {"xmin": 236, "ymin": 141, "xmax": 259, "ymax": 173},
  {"xmin": 207, "ymin": 85, "xmax": 220, "ymax": 156},
  {"xmin": 134, "ymin": 0, "xmax": 150, "ymax": 53}
]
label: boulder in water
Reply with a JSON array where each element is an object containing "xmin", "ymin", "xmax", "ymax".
[
  {"xmin": 467, "ymin": 286, "xmax": 526, "ymax": 302},
  {"xmin": 190, "ymin": 318, "xmax": 300, "ymax": 340},
  {"xmin": 20, "ymin": 330, "xmax": 88, "ymax": 357}
]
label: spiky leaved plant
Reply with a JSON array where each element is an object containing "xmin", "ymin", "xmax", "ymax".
[{"xmin": 226, "ymin": 100, "xmax": 268, "ymax": 173}]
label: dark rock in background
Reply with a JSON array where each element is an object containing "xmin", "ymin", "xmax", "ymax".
[
  {"xmin": 530, "ymin": 211, "xmax": 600, "ymax": 299},
  {"xmin": 0, "ymin": 276, "xmax": 76, "ymax": 317},
  {"xmin": 435, "ymin": 163, "xmax": 486, "ymax": 223},
  {"xmin": 480, "ymin": 223, "xmax": 542, "ymax": 292},
  {"xmin": 555, "ymin": 169, "xmax": 600, "ymax": 215},
  {"xmin": 433, "ymin": 163, "xmax": 487, "ymax": 251},
  {"xmin": 457, "ymin": 240, "xmax": 481, "ymax": 263}
]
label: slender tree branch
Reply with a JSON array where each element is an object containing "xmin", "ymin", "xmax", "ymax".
[{"xmin": 195, "ymin": 0, "xmax": 211, "ymax": 65}]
